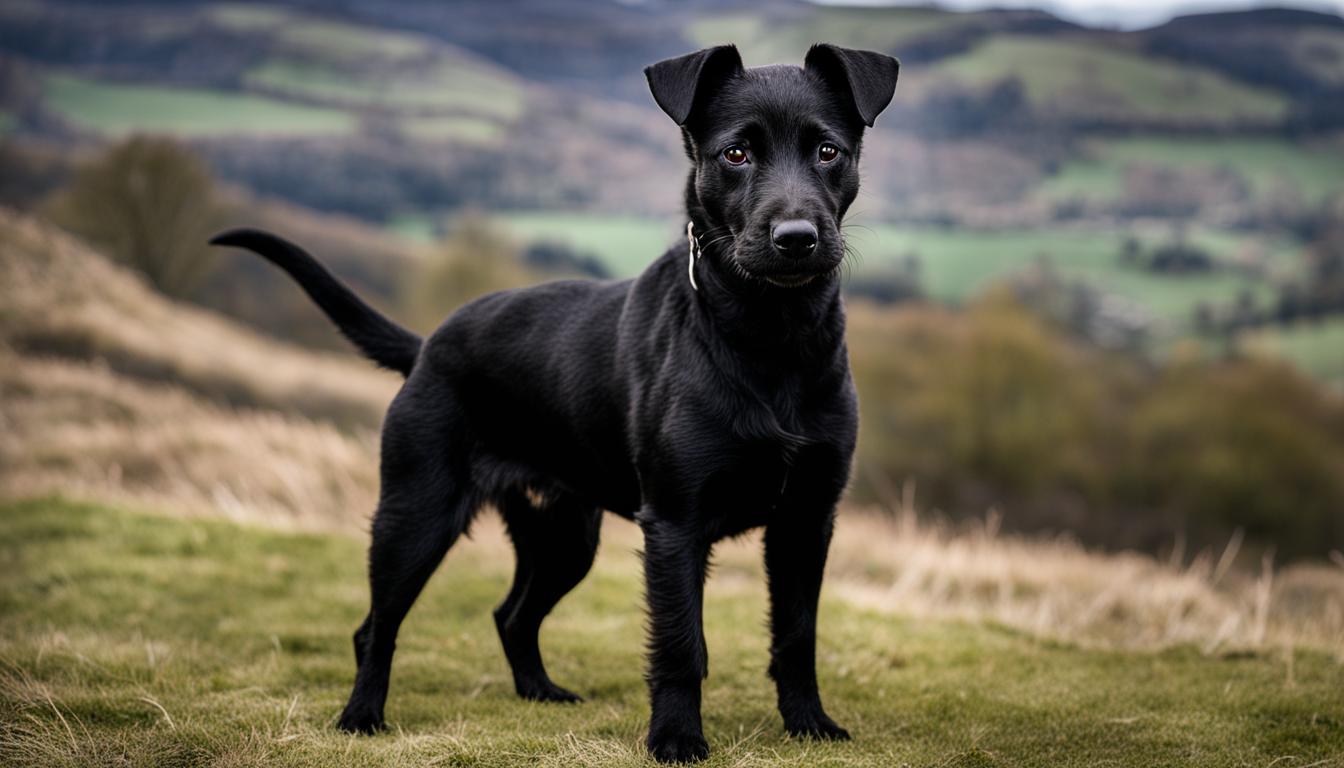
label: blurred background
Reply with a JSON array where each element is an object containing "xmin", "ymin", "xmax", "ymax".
[
  {"xmin": 2, "ymin": 0, "xmax": 1343, "ymax": 571},
  {"xmin": 3, "ymin": 7, "xmax": 1344, "ymax": 761}
]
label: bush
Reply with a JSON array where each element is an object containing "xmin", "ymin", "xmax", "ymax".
[
  {"xmin": 403, "ymin": 215, "xmax": 539, "ymax": 332},
  {"xmin": 1127, "ymin": 360, "xmax": 1344, "ymax": 558},
  {"xmin": 848, "ymin": 294, "xmax": 1344, "ymax": 560},
  {"xmin": 522, "ymin": 241, "xmax": 610, "ymax": 279},
  {"xmin": 45, "ymin": 136, "xmax": 224, "ymax": 297}
]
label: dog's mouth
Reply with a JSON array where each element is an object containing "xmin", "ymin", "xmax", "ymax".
[
  {"xmin": 725, "ymin": 234, "xmax": 844, "ymax": 289},
  {"xmin": 762, "ymin": 272, "xmax": 820, "ymax": 288},
  {"xmin": 732, "ymin": 258, "xmax": 840, "ymax": 289}
]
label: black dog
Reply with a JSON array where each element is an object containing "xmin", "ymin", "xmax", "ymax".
[{"xmin": 212, "ymin": 43, "xmax": 897, "ymax": 763}]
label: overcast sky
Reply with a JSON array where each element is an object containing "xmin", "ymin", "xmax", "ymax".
[{"xmin": 815, "ymin": 0, "xmax": 1344, "ymax": 29}]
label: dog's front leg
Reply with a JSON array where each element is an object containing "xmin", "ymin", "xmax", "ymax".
[
  {"xmin": 764, "ymin": 509, "xmax": 850, "ymax": 740},
  {"xmin": 639, "ymin": 516, "xmax": 712, "ymax": 763}
]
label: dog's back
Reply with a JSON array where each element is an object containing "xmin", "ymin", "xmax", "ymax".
[{"xmin": 419, "ymin": 273, "xmax": 641, "ymax": 512}]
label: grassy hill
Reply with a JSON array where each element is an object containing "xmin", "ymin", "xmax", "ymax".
[
  {"xmin": 933, "ymin": 34, "xmax": 1289, "ymax": 124},
  {"xmin": 5, "ymin": 0, "xmax": 1342, "ymax": 274},
  {"xmin": 0, "ymin": 208, "xmax": 399, "ymax": 528},
  {"xmin": 1041, "ymin": 135, "xmax": 1344, "ymax": 205},
  {"xmin": 2, "ymin": 498, "xmax": 1342, "ymax": 767}
]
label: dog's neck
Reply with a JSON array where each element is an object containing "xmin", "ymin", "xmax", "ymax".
[{"xmin": 684, "ymin": 195, "xmax": 847, "ymax": 372}]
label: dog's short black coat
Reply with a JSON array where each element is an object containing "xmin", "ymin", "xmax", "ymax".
[{"xmin": 212, "ymin": 43, "xmax": 897, "ymax": 763}]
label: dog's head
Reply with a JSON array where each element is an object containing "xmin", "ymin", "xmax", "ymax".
[{"xmin": 646, "ymin": 44, "xmax": 898, "ymax": 290}]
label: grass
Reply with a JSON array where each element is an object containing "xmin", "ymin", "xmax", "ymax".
[
  {"xmin": 279, "ymin": 21, "xmax": 430, "ymax": 62},
  {"xmin": 686, "ymin": 7, "xmax": 958, "ymax": 67},
  {"xmin": 42, "ymin": 74, "xmax": 354, "ymax": 138},
  {"xmin": 1246, "ymin": 318, "xmax": 1344, "ymax": 389},
  {"xmin": 1294, "ymin": 28, "xmax": 1344, "ymax": 86},
  {"xmin": 935, "ymin": 35, "xmax": 1289, "ymax": 123},
  {"xmin": 5, "ymin": 209, "xmax": 1343, "ymax": 763},
  {"xmin": 383, "ymin": 212, "xmax": 442, "ymax": 244},
  {"xmin": 205, "ymin": 3, "xmax": 290, "ymax": 32},
  {"xmin": 216, "ymin": 3, "xmax": 526, "ymax": 125},
  {"xmin": 245, "ymin": 60, "xmax": 526, "ymax": 121},
  {"xmin": 400, "ymin": 115, "xmax": 507, "ymax": 144},
  {"xmin": 0, "ymin": 209, "xmax": 397, "ymax": 525},
  {"xmin": 1042, "ymin": 136, "xmax": 1344, "ymax": 204},
  {"xmin": 497, "ymin": 213, "xmax": 685, "ymax": 277},
  {"xmin": 843, "ymin": 224, "xmax": 1279, "ymax": 319},
  {"xmin": 2, "ymin": 497, "xmax": 1342, "ymax": 767},
  {"xmin": 208, "ymin": 4, "xmax": 432, "ymax": 61}
]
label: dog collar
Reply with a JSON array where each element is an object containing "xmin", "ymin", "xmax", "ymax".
[{"xmin": 686, "ymin": 221, "xmax": 701, "ymax": 291}]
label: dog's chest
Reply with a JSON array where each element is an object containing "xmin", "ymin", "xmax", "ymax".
[{"xmin": 703, "ymin": 382, "xmax": 844, "ymax": 528}]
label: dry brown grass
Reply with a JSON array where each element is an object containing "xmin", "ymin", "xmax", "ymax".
[
  {"xmin": 3, "ymin": 208, "xmax": 1342, "ymax": 661},
  {"xmin": 0, "ymin": 348, "xmax": 380, "ymax": 531},
  {"xmin": 822, "ymin": 502, "xmax": 1344, "ymax": 657},
  {"xmin": 0, "ymin": 208, "xmax": 400, "ymax": 428}
]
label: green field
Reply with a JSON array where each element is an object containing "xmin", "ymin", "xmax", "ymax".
[
  {"xmin": 279, "ymin": 21, "xmax": 429, "ymax": 61},
  {"xmin": 936, "ymin": 36, "xmax": 1289, "ymax": 122},
  {"xmin": 209, "ymin": 3, "xmax": 432, "ymax": 61},
  {"xmin": 43, "ymin": 73, "xmax": 355, "ymax": 137},
  {"xmin": 1043, "ymin": 136, "xmax": 1344, "ymax": 204},
  {"xmin": 246, "ymin": 60, "xmax": 526, "ymax": 120},
  {"xmin": 494, "ymin": 213, "xmax": 1278, "ymax": 326},
  {"xmin": 1247, "ymin": 318, "xmax": 1344, "ymax": 387},
  {"xmin": 401, "ymin": 115, "xmax": 507, "ymax": 144},
  {"xmin": 218, "ymin": 2, "xmax": 525, "ymax": 122},
  {"xmin": 204, "ymin": 2, "xmax": 290, "ymax": 32},
  {"xmin": 1295, "ymin": 28, "xmax": 1344, "ymax": 86},
  {"xmin": 2, "ymin": 498, "xmax": 1341, "ymax": 767},
  {"xmin": 840, "ymin": 224, "xmax": 1281, "ymax": 316},
  {"xmin": 499, "ymin": 213, "xmax": 684, "ymax": 276},
  {"xmin": 687, "ymin": 7, "xmax": 958, "ymax": 66}
]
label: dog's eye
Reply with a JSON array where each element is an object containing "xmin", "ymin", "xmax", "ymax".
[
  {"xmin": 722, "ymin": 146, "xmax": 748, "ymax": 166},
  {"xmin": 818, "ymin": 144, "xmax": 840, "ymax": 163}
]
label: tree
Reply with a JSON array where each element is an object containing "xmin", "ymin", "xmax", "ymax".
[{"xmin": 46, "ymin": 136, "xmax": 223, "ymax": 297}]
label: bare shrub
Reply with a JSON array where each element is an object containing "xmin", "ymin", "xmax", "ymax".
[{"xmin": 45, "ymin": 136, "xmax": 225, "ymax": 297}]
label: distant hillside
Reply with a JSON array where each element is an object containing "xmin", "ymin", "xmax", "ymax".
[
  {"xmin": 0, "ymin": 208, "xmax": 398, "ymax": 427},
  {"xmin": 4, "ymin": 1, "xmax": 1342, "ymax": 225},
  {"xmin": 4, "ymin": 0, "xmax": 1344, "ymax": 385},
  {"xmin": 1140, "ymin": 9, "xmax": 1344, "ymax": 131}
]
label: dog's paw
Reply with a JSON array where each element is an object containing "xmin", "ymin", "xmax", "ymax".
[
  {"xmin": 517, "ymin": 678, "xmax": 584, "ymax": 704},
  {"xmin": 784, "ymin": 709, "xmax": 850, "ymax": 741},
  {"xmin": 336, "ymin": 702, "xmax": 385, "ymax": 734},
  {"xmin": 647, "ymin": 730, "xmax": 710, "ymax": 763}
]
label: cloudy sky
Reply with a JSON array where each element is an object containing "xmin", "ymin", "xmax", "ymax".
[{"xmin": 816, "ymin": 0, "xmax": 1344, "ymax": 29}]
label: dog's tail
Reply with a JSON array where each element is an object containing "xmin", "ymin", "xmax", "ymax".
[{"xmin": 209, "ymin": 228, "xmax": 422, "ymax": 377}]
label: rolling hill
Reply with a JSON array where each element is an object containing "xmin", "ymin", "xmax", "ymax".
[{"xmin": 2, "ymin": 1, "xmax": 1343, "ymax": 383}]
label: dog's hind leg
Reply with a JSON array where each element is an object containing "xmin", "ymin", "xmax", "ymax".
[
  {"xmin": 493, "ymin": 489, "xmax": 601, "ymax": 702},
  {"xmin": 338, "ymin": 393, "xmax": 476, "ymax": 733}
]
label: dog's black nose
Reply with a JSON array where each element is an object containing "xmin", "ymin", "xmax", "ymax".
[{"xmin": 772, "ymin": 220, "xmax": 818, "ymax": 258}]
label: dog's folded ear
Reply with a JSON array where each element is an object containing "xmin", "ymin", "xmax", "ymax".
[
  {"xmin": 644, "ymin": 45, "xmax": 745, "ymax": 126},
  {"xmin": 804, "ymin": 44, "xmax": 900, "ymax": 127}
]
